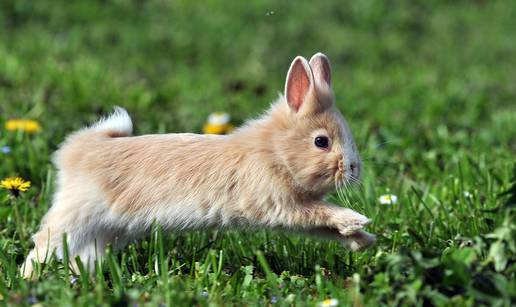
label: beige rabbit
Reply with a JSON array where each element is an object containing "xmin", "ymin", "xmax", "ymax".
[{"xmin": 22, "ymin": 53, "xmax": 375, "ymax": 279}]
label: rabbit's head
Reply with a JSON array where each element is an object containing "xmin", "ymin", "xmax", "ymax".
[{"xmin": 267, "ymin": 53, "xmax": 361, "ymax": 195}]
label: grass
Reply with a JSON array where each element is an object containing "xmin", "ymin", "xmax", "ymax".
[{"xmin": 1, "ymin": 0, "xmax": 515, "ymax": 305}]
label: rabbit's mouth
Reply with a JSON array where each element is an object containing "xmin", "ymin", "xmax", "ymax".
[
  {"xmin": 334, "ymin": 162, "xmax": 347, "ymax": 189},
  {"xmin": 335, "ymin": 159, "xmax": 361, "ymax": 188}
]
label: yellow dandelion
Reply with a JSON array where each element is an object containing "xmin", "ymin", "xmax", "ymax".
[
  {"xmin": 203, "ymin": 112, "xmax": 234, "ymax": 135},
  {"xmin": 1, "ymin": 177, "xmax": 31, "ymax": 197},
  {"xmin": 5, "ymin": 119, "xmax": 41, "ymax": 133}
]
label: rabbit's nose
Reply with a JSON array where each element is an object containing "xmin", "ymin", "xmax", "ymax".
[{"xmin": 350, "ymin": 162, "xmax": 360, "ymax": 176}]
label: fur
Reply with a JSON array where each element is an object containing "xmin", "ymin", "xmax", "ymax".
[{"xmin": 21, "ymin": 53, "xmax": 375, "ymax": 278}]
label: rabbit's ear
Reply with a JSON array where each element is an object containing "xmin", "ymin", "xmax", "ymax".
[
  {"xmin": 285, "ymin": 56, "xmax": 314, "ymax": 112},
  {"xmin": 309, "ymin": 52, "xmax": 331, "ymax": 86}
]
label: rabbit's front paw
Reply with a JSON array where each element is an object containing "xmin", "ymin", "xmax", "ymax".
[
  {"xmin": 341, "ymin": 230, "xmax": 377, "ymax": 252},
  {"xmin": 333, "ymin": 209, "xmax": 371, "ymax": 236}
]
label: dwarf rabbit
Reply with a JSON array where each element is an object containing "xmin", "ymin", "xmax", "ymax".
[{"xmin": 22, "ymin": 53, "xmax": 375, "ymax": 278}]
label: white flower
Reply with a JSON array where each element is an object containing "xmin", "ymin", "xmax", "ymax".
[
  {"xmin": 463, "ymin": 191, "xmax": 472, "ymax": 198},
  {"xmin": 207, "ymin": 112, "xmax": 230, "ymax": 125},
  {"xmin": 319, "ymin": 298, "xmax": 339, "ymax": 307},
  {"xmin": 379, "ymin": 194, "xmax": 398, "ymax": 205}
]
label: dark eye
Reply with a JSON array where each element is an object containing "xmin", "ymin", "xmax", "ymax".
[{"xmin": 314, "ymin": 136, "xmax": 329, "ymax": 148}]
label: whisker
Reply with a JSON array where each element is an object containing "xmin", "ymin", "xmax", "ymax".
[
  {"xmin": 372, "ymin": 140, "xmax": 394, "ymax": 148},
  {"xmin": 341, "ymin": 180, "xmax": 356, "ymax": 210},
  {"xmin": 359, "ymin": 140, "xmax": 394, "ymax": 159},
  {"xmin": 360, "ymin": 160, "xmax": 398, "ymax": 167},
  {"xmin": 336, "ymin": 179, "xmax": 347, "ymax": 205},
  {"xmin": 336, "ymin": 180, "xmax": 347, "ymax": 205},
  {"xmin": 350, "ymin": 175, "xmax": 362, "ymax": 185},
  {"xmin": 359, "ymin": 140, "xmax": 395, "ymax": 154}
]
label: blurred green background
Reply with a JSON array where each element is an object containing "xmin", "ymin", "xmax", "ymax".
[
  {"xmin": 2, "ymin": 1, "xmax": 515, "ymax": 140},
  {"xmin": 0, "ymin": 0, "xmax": 515, "ymax": 305}
]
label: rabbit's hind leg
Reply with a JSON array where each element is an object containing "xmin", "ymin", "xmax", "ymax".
[
  {"xmin": 21, "ymin": 221, "xmax": 91, "ymax": 279},
  {"xmin": 71, "ymin": 233, "xmax": 114, "ymax": 274},
  {"xmin": 21, "ymin": 227, "xmax": 60, "ymax": 279},
  {"xmin": 21, "ymin": 198, "xmax": 108, "ymax": 278}
]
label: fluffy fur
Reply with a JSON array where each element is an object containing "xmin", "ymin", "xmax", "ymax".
[{"xmin": 22, "ymin": 53, "xmax": 375, "ymax": 278}]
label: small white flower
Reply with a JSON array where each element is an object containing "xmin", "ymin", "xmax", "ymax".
[
  {"xmin": 379, "ymin": 194, "xmax": 398, "ymax": 205},
  {"xmin": 319, "ymin": 298, "xmax": 339, "ymax": 307},
  {"xmin": 207, "ymin": 112, "xmax": 230, "ymax": 125},
  {"xmin": 463, "ymin": 191, "xmax": 472, "ymax": 198}
]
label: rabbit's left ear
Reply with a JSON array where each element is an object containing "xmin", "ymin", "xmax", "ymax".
[
  {"xmin": 309, "ymin": 53, "xmax": 331, "ymax": 87},
  {"xmin": 285, "ymin": 56, "xmax": 314, "ymax": 113}
]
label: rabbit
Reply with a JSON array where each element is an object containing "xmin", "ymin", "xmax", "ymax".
[{"xmin": 21, "ymin": 53, "xmax": 376, "ymax": 279}]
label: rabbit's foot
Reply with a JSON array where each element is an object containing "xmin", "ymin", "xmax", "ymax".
[
  {"xmin": 341, "ymin": 230, "xmax": 376, "ymax": 251},
  {"xmin": 332, "ymin": 209, "xmax": 371, "ymax": 236}
]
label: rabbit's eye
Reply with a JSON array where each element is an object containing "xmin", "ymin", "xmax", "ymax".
[{"xmin": 314, "ymin": 136, "xmax": 329, "ymax": 149}]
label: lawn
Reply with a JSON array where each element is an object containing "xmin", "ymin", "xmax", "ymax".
[{"xmin": 0, "ymin": 0, "xmax": 515, "ymax": 305}]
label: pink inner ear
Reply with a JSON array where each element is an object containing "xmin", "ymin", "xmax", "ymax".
[{"xmin": 286, "ymin": 60, "xmax": 311, "ymax": 112}]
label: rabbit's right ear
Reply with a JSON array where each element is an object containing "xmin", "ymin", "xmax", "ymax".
[
  {"xmin": 309, "ymin": 52, "xmax": 331, "ymax": 87},
  {"xmin": 284, "ymin": 56, "xmax": 314, "ymax": 112}
]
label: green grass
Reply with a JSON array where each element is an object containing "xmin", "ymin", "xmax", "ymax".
[{"xmin": 1, "ymin": 0, "xmax": 515, "ymax": 305}]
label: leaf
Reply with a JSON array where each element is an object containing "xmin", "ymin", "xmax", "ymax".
[
  {"xmin": 486, "ymin": 165, "xmax": 516, "ymax": 212},
  {"xmin": 0, "ymin": 207, "xmax": 11, "ymax": 220},
  {"xmin": 487, "ymin": 241, "xmax": 508, "ymax": 272},
  {"xmin": 450, "ymin": 248, "xmax": 477, "ymax": 266}
]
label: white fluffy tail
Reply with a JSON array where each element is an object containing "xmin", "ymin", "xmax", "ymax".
[
  {"xmin": 89, "ymin": 106, "xmax": 133, "ymax": 137},
  {"xmin": 52, "ymin": 107, "xmax": 132, "ymax": 167},
  {"xmin": 91, "ymin": 107, "xmax": 133, "ymax": 137}
]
